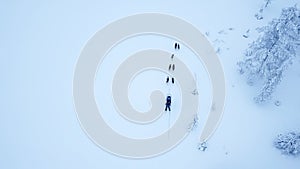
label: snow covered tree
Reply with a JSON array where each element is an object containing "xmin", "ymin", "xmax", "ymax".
[
  {"xmin": 274, "ymin": 132, "xmax": 300, "ymax": 156},
  {"xmin": 238, "ymin": 5, "xmax": 300, "ymax": 103}
]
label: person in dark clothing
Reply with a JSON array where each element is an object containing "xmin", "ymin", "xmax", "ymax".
[
  {"xmin": 172, "ymin": 77, "xmax": 174, "ymax": 84},
  {"xmin": 165, "ymin": 96, "xmax": 171, "ymax": 111},
  {"xmin": 174, "ymin": 43, "xmax": 178, "ymax": 50},
  {"xmin": 166, "ymin": 76, "xmax": 169, "ymax": 83}
]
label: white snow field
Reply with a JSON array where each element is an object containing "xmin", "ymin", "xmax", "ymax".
[{"xmin": 0, "ymin": 0, "xmax": 300, "ymax": 169}]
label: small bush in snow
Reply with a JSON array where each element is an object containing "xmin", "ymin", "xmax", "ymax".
[{"xmin": 274, "ymin": 132, "xmax": 300, "ymax": 156}]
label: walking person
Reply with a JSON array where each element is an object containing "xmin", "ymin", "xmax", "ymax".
[{"xmin": 165, "ymin": 96, "xmax": 171, "ymax": 111}]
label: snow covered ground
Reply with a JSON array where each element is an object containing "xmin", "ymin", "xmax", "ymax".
[{"xmin": 0, "ymin": 0, "xmax": 299, "ymax": 168}]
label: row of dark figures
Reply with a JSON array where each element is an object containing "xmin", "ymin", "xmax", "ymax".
[
  {"xmin": 174, "ymin": 42, "xmax": 180, "ymax": 50},
  {"xmin": 166, "ymin": 76, "xmax": 174, "ymax": 84},
  {"xmin": 165, "ymin": 42, "xmax": 180, "ymax": 111}
]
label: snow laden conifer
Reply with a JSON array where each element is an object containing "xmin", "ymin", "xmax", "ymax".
[{"xmin": 238, "ymin": 5, "xmax": 300, "ymax": 103}]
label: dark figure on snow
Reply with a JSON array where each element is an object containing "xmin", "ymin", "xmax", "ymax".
[
  {"xmin": 165, "ymin": 96, "xmax": 171, "ymax": 111},
  {"xmin": 166, "ymin": 76, "xmax": 174, "ymax": 84},
  {"xmin": 171, "ymin": 54, "xmax": 174, "ymax": 60},
  {"xmin": 174, "ymin": 42, "xmax": 180, "ymax": 50},
  {"xmin": 168, "ymin": 64, "xmax": 175, "ymax": 71}
]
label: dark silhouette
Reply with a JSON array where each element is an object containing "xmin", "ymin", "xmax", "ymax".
[
  {"xmin": 165, "ymin": 96, "xmax": 171, "ymax": 111},
  {"xmin": 174, "ymin": 42, "xmax": 180, "ymax": 50},
  {"xmin": 172, "ymin": 77, "xmax": 174, "ymax": 84},
  {"xmin": 168, "ymin": 64, "xmax": 175, "ymax": 71},
  {"xmin": 171, "ymin": 54, "xmax": 174, "ymax": 60},
  {"xmin": 166, "ymin": 76, "xmax": 169, "ymax": 83}
]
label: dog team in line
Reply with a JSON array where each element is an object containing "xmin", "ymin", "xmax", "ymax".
[{"xmin": 165, "ymin": 42, "xmax": 180, "ymax": 112}]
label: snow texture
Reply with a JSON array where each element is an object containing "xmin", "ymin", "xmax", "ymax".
[
  {"xmin": 274, "ymin": 100, "xmax": 281, "ymax": 106},
  {"xmin": 198, "ymin": 141, "xmax": 207, "ymax": 151},
  {"xmin": 191, "ymin": 89, "xmax": 199, "ymax": 95},
  {"xmin": 274, "ymin": 132, "xmax": 300, "ymax": 156},
  {"xmin": 243, "ymin": 29, "xmax": 250, "ymax": 39},
  {"xmin": 188, "ymin": 114, "xmax": 199, "ymax": 132},
  {"xmin": 255, "ymin": 0, "xmax": 274, "ymax": 20},
  {"xmin": 238, "ymin": 5, "xmax": 300, "ymax": 103}
]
